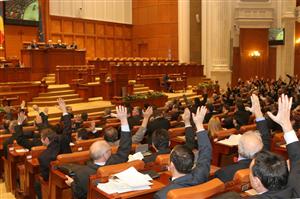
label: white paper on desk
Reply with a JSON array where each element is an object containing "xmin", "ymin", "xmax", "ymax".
[
  {"xmin": 128, "ymin": 152, "xmax": 144, "ymax": 162},
  {"xmin": 217, "ymin": 134, "xmax": 242, "ymax": 146},
  {"xmin": 114, "ymin": 167, "xmax": 153, "ymax": 187},
  {"xmin": 15, "ymin": 148, "xmax": 29, "ymax": 153},
  {"xmin": 97, "ymin": 179, "xmax": 151, "ymax": 194}
]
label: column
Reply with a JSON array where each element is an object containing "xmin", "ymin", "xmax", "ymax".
[
  {"xmin": 178, "ymin": 0, "xmax": 190, "ymax": 63},
  {"xmin": 276, "ymin": 0, "xmax": 296, "ymax": 78},
  {"xmin": 202, "ymin": 0, "xmax": 232, "ymax": 88}
]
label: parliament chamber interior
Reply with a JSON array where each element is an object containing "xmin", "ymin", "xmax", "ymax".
[{"xmin": 0, "ymin": 0, "xmax": 300, "ymax": 199}]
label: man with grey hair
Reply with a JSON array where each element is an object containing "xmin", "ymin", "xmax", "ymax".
[
  {"xmin": 65, "ymin": 106, "xmax": 132, "ymax": 199},
  {"xmin": 214, "ymin": 94, "xmax": 271, "ymax": 182}
]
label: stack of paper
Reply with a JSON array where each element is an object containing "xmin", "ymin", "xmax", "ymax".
[
  {"xmin": 128, "ymin": 152, "xmax": 144, "ymax": 162},
  {"xmin": 97, "ymin": 167, "xmax": 153, "ymax": 194},
  {"xmin": 217, "ymin": 134, "xmax": 242, "ymax": 146}
]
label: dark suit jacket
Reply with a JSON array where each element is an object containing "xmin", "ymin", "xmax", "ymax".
[
  {"xmin": 215, "ymin": 119, "xmax": 271, "ymax": 183},
  {"xmin": 154, "ymin": 129, "xmax": 212, "ymax": 199},
  {"xmin": 70, "ymin": 130, "xmax": 132, "ymax": 199},
  {"xmin": 38, "ymin": 138, "xmax": 61, "ymax": 181},
  {"xmin": 248, "ymin": 141, "xmax": 300, "ymax": 199},
  {"xmin": 15, "ymin": 125, "xmax": 42, "ymax": 150},
  {"xmin": 234, "ymin": 110, "xmax": 251, "ymax": 126},
  {"xmin": 147, "ymin": 117, "xmax": 170, "ymax": 144},
  {"xmin": 128, "ymin": 115, "xmax": 142, "ymax": 129}
]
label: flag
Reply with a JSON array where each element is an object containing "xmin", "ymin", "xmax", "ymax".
[
  {"xmin": 0, "ymin": 3, "xmax": 5, "ymax": 47},
  {"xmin": 38, "ymin": 4, "xmax": 45, "ymax": 42}
]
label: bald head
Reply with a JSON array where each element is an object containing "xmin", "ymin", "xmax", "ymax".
[
  {"xmin": 89, "ymin": 141, "xmax": 112, "ymax": 162},
  {"xmin": 238, "ymin": 131, "xmax": 263, "ymax": 159}
]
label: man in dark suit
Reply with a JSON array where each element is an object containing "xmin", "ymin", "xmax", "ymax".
[
  {"xmin": 147, "ymin": 107, "xmax": 170, "ymax": 144},
  {"xmin": 247, "ymin": 94, "xmax": 300, "ymax": 198},
  {"xmin": 154, "ymin": 106, "xmax": 212, "ymax": 199},
  {"xmin": 35, "ymin": 98, "xmax": 72, "ymax": 199},
  {"xmin": 65, "ymin": 106, "xmax": 132, "ymax": 199},
  {"xmin": 214, "ymin": 94, "xmax": 271, "ymax": 183},
  {"xmin": 143, "ymin": 128, "xmax": 171, "ymax": 163},
  {"xmin": 233, "ymin": 100, "xmax": 251, "ymax": 127},
  {"xmin": 128, "ymin": 106, "xmax": 143, "ymax": 129}
]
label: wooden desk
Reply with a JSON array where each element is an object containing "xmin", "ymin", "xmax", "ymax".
[
  {"xmin": 0, "ymin": 67, "xmax": 31, "ymax": 82},
  {"xmin": 25, "ymin": 158, "xmax": 40, "ymax": 199},
  {"xmin": 212, "ymin": 142, "xmax": 238, "ymax": 167},
  {"xmin": 89, "ymin": 172, "xmax": 170, "ymax": 199},
  {"xmin": 21, "ymin": 49, "xmax": 86, "ymax": 80},
  {"xmin": 7, "ymin": 147, "xmax": 28, "ymax": 194}
]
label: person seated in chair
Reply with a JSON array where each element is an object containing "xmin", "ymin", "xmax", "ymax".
[
  {"xmin": 104, "ymin": 107, "xmax": 153, "ymax": 146},
  {"xmin": 154, "ymin": 106, "xmax": 212, "ymax": 199},
  {"xmin": 65, "ymin": 106, "xmax": 132, "ymax": 199},
  {"xmin": 162, "ymin": 74, "xmax": 174, "ymax": 93},
  {"xmin": 214, "ymin": 94, "xmax": 271, "ymax": 183}
]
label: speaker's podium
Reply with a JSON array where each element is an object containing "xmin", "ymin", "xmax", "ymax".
[{"xmin": 21, "ymin": 48, "xmax": 86, "ymax": 80}]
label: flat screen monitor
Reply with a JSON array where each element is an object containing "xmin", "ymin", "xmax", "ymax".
[
  {"xmin": 269, "ymin": 28, "xmax": 285, "ymax": 45},
  {"xmin": 4, "ymin": 0, "xmax": 39, "ymax": 26}
]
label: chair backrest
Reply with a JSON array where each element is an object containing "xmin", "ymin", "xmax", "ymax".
[
  {"xmin": 96, "ymin": 160, "xmax": 145, "ymax": 182},
  {"xmin": 155, "ymin": 154, "xmax": 170, "ymax": 167},
  {"xmin": 168, "ymin": 127, "xmax": 185, "ymax": 139},
  {"xmin": 30, "ymin": 145, "xmax": 47, "ymax": 158},
  {"xmin": 216, "ymin": 128, "xmax": 237, "ymax": 140},
  {"xmin": 225, "ymin": 168, "xmax": 250, "ymax": 192},
  {"xmin": 104, "ymin": 122, "xmax": 121, "ymax": 128},
  {"xmin": 240, "ymin": 124, "xmax": 256, "ymax": 133},
  {"xmin": 56, "ymin": 150, "xmax": 90, "ymax": 165},
  {"xmin": 167, "ymin": 178, "xmax": 225, "ymax": 199},
  {"xmin": 73, "ymin": 137, "xmax": 104, "ymax": 152}
]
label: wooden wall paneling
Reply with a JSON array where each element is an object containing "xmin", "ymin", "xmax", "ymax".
[
  {"xmin": 5, "ymin": 25, "xmax": 38, "ymax": 58},
  {"xmin": 295, "ymin": 22, "xmax": 300, "ymax": 76},
  {"xmin": 238, "ymin": 28, "xmax": 270, "ymax": 81},
  {"xmin": 63, "ymin": 35, "xmax": 75, "ymax": 45},
  {"xmin": 75, "ymin": 36, "xmax": 85, "ymax": 49},
  {"xmin": 48, "ymin": 16, "xmax": 132, "ymax": 59},
  {"xmin": 51, "ymin": 19, "xmax": 62, "ymax": 33},
  {"xmin": 96, "ymin": 24, "xmax": 105, "ymax": 36},
  {"xmin": 86, "ymin": 22, "xmax": 95, "ymax": 35},
  {"xmin": 96, "ymin": 38, "xmax": 105, "ymax": 57},
  {"xmin": 63, "ymin": 20, "xmax": 73, "ymax": 33},
  {"xmin": 115, "ymin": 39, "xmax": 124, "ymax": 57},
  {"xmin": 105, "ymin": 39, "xmax": 115, "ymax": 57},
  {"xmin": 132, "ymin": 0, "xmax": 178, "ymax": 58},
  {"xmin": 86, "ymin": 37, "xmax": 95, "ymax": 58},
  {"xmin": 268, "ymin": 47, "xmax": 277, "ymax": 79},
  {"xmin": 74, "ymin": 21, "xmax": 85, "ymax": 34}
]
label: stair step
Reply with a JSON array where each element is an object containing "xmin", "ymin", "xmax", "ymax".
[
  {"xmin": 47, "ymin": 74, "xmax": 55, "ymax": 77},
  {"xmin": 134, "ymin": 84, "xmax": 144, "ymax": 88},
  {"xmin": 133, "ymin": 87, "xmax": 150, "ymax": 92},
  {"xmin": 33, "ymin": 94, "xmax": 80, "ymax": 101},
  {"xmin": 28, "ymin": 98, "xmax": 84, "ymax": 106},
  {"xmin": 47, "ymin": 84, "xmax": 70, "ymax": 92},
  {"xmin": 39, "ymin": 90, "xmax": 76, "ymax": 97},
  {"xmin": 133, "ymin": 90, "xmax": 153, "ymax": 95},
  {"xmin": 88, "ymin": 97, "xmax": 103, "ymax": 102}
]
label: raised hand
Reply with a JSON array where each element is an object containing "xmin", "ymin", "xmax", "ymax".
[
  {"xmin": 35, "ymin": 115, "xmax": 43, "ymax": 125},
  {"xmin": 57, "ymin": 98, "xmax": 67, "ymax": 113},
  {"xmin": 44, "ymin": 107, "xmax": 49, "ymax": 115},
  {"xmin": 267, "ymin": 94, "xmax": 293, "ymax": 133},
  {"xmin": 246, "ymin": 94, "xmax": 263, "ymax": 118},
  {"xmin": 143, "ymin": 106, "xmax": 153, "ymax": 119},
  {"xmin": 20, "ymin": 100, "xmax": 26, "ymax": 109},
  {"xmin": 192, "ymin": 106, "xmax": 207, "ymax": 131},
  {"xmin": 182, "ymin": 108, "xmax": 191, "ymax": 126},
  {"xmin": 116, "ymin": 106, "xmax": 128, "ymax": 125},
  {"xmin": 17, "ymin": 111, "xmax": 27, "ymax": 125},
  {"xmin": 32, "ymin": 104, "xmax": 40, "ymax": 112}
]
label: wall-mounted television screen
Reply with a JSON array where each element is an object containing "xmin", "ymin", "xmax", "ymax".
[
  {"xmin": 269, "ymin": 28, "xmax": 285, "ymax": 45},
  {"xmin": 4, "ymin": 0, "xmax": 39, "ymax": 26}
]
